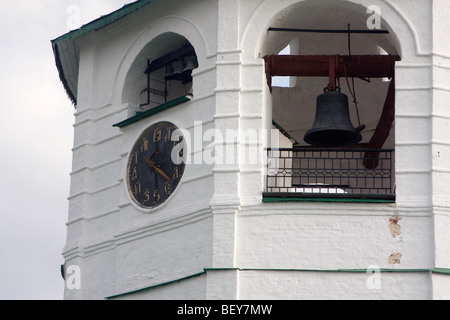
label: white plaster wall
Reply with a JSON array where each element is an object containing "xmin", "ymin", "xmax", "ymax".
[
  {"xmin": 236, "ymin": 204, "xmax": 434, "ymax": 271},
  {"xmin": 112, "ymin": 269, "xmax": 240, "ymax": 300},
  {"xmin": 113, "ymin": 215, "xmax": 213, "ymax": 296},
  {"xmin": 113, "ymin": 273, "xmax": 207, "ymax": 300},
  {"xmin": 432, "ymin": 273, "xmax": 450, "ymax": 300},
  {"xmin": 238, "ymin": 270, "xmax": 432, "ymax": 300},
  {"xmin": 431, "ymin": 0, "xmax": 450, "ymax": 299}
]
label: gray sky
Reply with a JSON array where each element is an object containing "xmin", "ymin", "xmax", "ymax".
[{"xmin": 0, "ymin": 0, "xmax": 130, "ymax": 300}]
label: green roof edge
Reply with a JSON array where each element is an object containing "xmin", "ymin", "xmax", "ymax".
[
  {"xmin": 51, "ymin": 0, "xmax": 159, "ymax": 105},
  {"xmin": 51, "ymin": 0, "xmax": 156, "ymax": 45}
]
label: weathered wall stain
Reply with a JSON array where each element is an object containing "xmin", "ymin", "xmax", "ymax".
[
  {"xmin": 389, "ymin": 253, "xmax": 402, "ymax": 264},
  {"xmin": 388, "ymin": 213, "xmax": 402, "ymax": 264},
  {"xmin": 389, "ymin": 212, "xmax": 402, "ymax": 238}
]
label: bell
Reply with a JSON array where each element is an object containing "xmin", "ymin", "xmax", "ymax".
[
  {"xmin": 164, "ymin": 63, "xmax": 175, "ymax": 80},
  {"xmin": 179, "ymin": 55, "xmax": 198, "ymax": 83},
  {"xmin": 177, "ymin": 59, "xmax": 187, "ymax": 74},
  {"xmin": 165, "ymin": 59, "xmax": 185, "ymax": 81},
  {"xmin": 304, "ymin": 88, "xmax": 365, "ymax": 147},
  {"xmin": 182, "ymin": 55, "xmax": 198, "ymax": 75}
]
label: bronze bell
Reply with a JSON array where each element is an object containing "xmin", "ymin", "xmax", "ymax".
[
  {"xmin": 304, "ymin": 87, "xmax": 365, "ymax": 147},
  {"xmin": 182, "ymin": 55, "xmax": 198, "ymax": 75},
  {"xmin": 165, "ymin": 59, "xmax": 186, "ymax": 81}
]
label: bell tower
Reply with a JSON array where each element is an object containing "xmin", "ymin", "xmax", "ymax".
[{"xmin": 53, "ymin": 0, "xmax": 450, "ymax": 300}]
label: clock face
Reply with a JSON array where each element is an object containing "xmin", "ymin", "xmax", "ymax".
[{"xmin": 127, "ymin": 122, "xmax": 186, "ymax": 209}]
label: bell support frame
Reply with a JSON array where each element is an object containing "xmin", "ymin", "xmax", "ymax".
[{"xmin": 264, "ymin": 54, "xmax": 400, "ymax": 168}]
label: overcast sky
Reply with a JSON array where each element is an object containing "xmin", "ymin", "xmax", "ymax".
[{"xmin": 0, "ymin": 0, "xmax": 131, "ymax": 300}]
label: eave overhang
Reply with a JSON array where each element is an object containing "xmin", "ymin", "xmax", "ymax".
[{"xmin": 51, "ymin": 0, "xmax": 158, "ymax": 106}]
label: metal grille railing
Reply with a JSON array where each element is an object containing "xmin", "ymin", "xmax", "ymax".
[{"xmin": 265, "ymin": 148, "xmax": 395, "ymax": 200}]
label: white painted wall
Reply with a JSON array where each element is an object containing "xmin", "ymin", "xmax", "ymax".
[{"xmin": 63, "ymin": 0, "xmax": 450, "ymax": 300}]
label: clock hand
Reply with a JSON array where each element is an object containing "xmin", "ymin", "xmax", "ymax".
[{"xmin": 144, "ymin": 158, "xmax": 173, "ymax": 183}]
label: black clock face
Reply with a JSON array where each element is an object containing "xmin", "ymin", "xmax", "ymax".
[{"xmin": 127, "ymin": 122, "xmax": 186, "ymax": 209}]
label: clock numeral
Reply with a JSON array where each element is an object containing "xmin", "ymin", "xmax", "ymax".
[
  {"xmin": 134, "ymin": 182, "xmax": 141, "ymax": 195},
  {"xmin": 141, "ymin": 137, "xmax": 149, "ymax": 152},
  {"xmin": 131, "ymin": 167, "xmax": 138, "ymax": 181},
  {"xmin": 165, "ymin": 128, "xmax": 172, "ymax": 142},
  {"xmin": 164, "ymin": 182, "xmax": 172, "ymax": 196},
  {"xmin": 171, "ymin": 139, "xmax": 186, "ymax": 165},
  {"xmin": 144, "ymin": 189, "xmax": 150, "ymax": 203},
  {"xmin": 153, "ymin": 189, "xmax": 161, "ymax": 204},
  {"xmin": 153, "ymin": 128, "xmax": 162, "ymax": 142},
  {"xmin": 173, "ymin": 167, "xmax": 179, "ymax": 180}
]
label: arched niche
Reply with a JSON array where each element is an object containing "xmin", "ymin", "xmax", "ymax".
[
  {"xmin": 259, "ymin": 0, "xmax": 401, "ymax": 149},
  {"xmin": 260, "ymin": 0, "xmax": 400, "ymax": 58},
  {"xmin": 122, "ymin": 32, "xmax": 198, "ymax": 117},
  {"xmin": 241, "ymin": 0, "xmax": 419, "ymax": 200}
]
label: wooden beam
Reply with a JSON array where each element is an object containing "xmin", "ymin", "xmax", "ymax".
[
  {"xmin": 264, "ymin": 54, "xmax": 400, "ymax": 91},
  {"xmin": 145, "ymin": 45, "xmax": 195, "ymax": 74},
  {"xmin": 268, "ymin": 27, "xmax": 390, "ymax": 34},
  {"xmin": 363, "ymin": 78, "xmax": 396, "ymax": 169}
]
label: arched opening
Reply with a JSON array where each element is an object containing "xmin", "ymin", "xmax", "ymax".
[
  {"xmin": 271, "ymin": 44, "xmax": 293, "ymax": 88},
  {"xmin": 122, "ymin": 32, "xmax": 198, "ymax": 118},
  {"xmin": 262, "ymin": 0, "xmax": 400, "ymax": 200}
]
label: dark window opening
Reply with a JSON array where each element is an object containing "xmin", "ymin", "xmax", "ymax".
[{"xmin": 139, "ymin": 44, "xmax": 198, "ymax": 111}]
